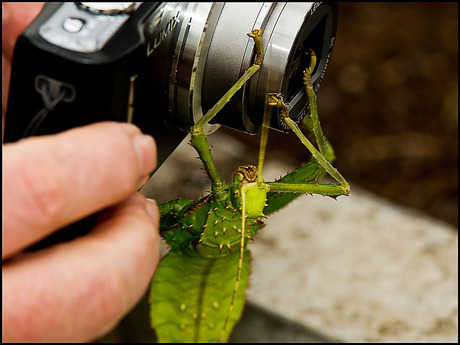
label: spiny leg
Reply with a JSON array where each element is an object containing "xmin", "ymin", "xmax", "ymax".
[
  {"xmin": 267, "ymin": 51, "xmax": 350, "ymax": 197},
  {"xmin": 190, "ymin": 29, "xmax": 264, "ymax": 194},
  {"xmin": 302, "ymin": 49, "xmax": 328, "ymax": 156},
  {"xmin": 267, "ymin": 94, "xmax": 348, "ymax": 192},
  {"xmin": 267, "ymin": 96, "xmax": 349, "ymax": 196},
  {"xmin": 256, "ymin": 98, "xmax": 272, "ymax": 184}
]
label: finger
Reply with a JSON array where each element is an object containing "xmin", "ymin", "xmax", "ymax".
[
  {"xmin": 2, "ymin": 122, "xmax": 157, "ymax": 259},
  {"xmin": 2, "ymin": 192, "xmax": 160, "ymax": 342},
  {"xmin": 3, "ymin": 55, "xmax": 11, "ymax": 121},
  {"xmin": 2, "ymin": 3, "xmax": 44, "ymax": 60}
]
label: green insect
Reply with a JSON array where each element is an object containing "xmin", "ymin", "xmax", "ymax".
[{"xmin": 149, "ymin": 29, "xmax": 350, "ymax": 343}]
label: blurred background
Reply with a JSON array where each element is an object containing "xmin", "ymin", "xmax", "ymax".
[{"xmin": 226, "ymin": 2, "xmax": 458, "ymax": 228}]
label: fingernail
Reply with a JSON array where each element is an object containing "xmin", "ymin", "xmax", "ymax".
[
  {"xmin": 132, "ymin": 134, "xmax": 156, "ymax": 176},
  {"xmin": 145, "ymin": 198, "xmax": 159, "ymax": 222}
]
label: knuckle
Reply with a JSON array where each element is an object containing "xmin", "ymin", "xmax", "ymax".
[{"xmin": 18, "ymin": 163, "xmax": 67, "ymax": 225}]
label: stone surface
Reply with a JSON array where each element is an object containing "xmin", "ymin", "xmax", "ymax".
[{"xmin": 246, "ymin": 182, "xmax": 458, "ymax": 343}]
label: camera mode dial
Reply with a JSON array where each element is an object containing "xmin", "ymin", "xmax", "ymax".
[{"xmin": 77, "ymin": 2, "xmax": 136, "ymax": 15}]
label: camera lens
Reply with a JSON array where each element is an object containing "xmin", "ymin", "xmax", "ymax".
[
  {"xmin": 199, "ymin": 2, "xmax": 338, "ymax": 134},
  {"xmin": 158, "ymin": 3, "xmax": 337, "ymax": 135}
]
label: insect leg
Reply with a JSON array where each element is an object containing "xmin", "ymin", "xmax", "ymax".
[
  {"xmin": 190, "ymin": 29, "xmax": 264, "ymax": 194},
  {"xmin": 257, "ymin": 98, "xmax": 272, "ymax": 182},
  {"xmin": 302, "ymin": 49, "xmax": 328, "ymax": 156},
  {"xmin": 267, "ymin": 96, "xmax": 350, "ymax": 196},
  {"xmin": 189, "ymin": 128, "xmax": 227, "ymax": 194},
  {"xmin": 268, "ymin": 179, "xmax": 349, "ymax": 198},
  {"xmin": 193, "ymin": 29, "xmax": 263, "ymax": 130},
  {"xmin": 159, "ymin": 198, "xmax": 195, "ymax": 231}
]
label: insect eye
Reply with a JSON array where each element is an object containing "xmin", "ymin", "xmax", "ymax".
[
  {"xmin": 233, "ymin": 190, "xmax": 240, "ymax": 198},
  {"xmin": 233, "ymin": 171, "xmax": 244, "ymax": 183}
]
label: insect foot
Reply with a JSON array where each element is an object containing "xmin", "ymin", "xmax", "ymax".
[
  {"xmin": 247, "ymin": 29, "xmax": 263, "ymax": 65},
  {"xmin": 267, "ymin": 93, "xmax": 288, "ymax": 112}
]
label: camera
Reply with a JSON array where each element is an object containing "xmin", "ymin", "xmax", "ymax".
[{"xmin": 4, "ymin": 2, "xmax": 337, "ymax": 167}]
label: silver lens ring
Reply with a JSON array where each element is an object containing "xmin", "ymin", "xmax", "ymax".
[
  {"xmin": 170, "ymin": 2, "xmax": 337, "ymax": 134},
  {"xmin": 199, "ymin": 2, "xmax": 273, "ymax": 134},
  {"xmin": 169, "ymin": 3, "xmax": 224, "ymax": 135},
  {"xmin": 250, "ymin": 2, "xmax": 338, "ymax": 132}
]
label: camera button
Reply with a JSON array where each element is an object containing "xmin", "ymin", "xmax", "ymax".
[{"xmin": 62, "ymin": 17, "xmax": 86, "ymax": 33}]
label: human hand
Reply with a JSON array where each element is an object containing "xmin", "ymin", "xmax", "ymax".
[{"xmin": 2, "ymin": 3, "xmax": 161, "ymax": 342}]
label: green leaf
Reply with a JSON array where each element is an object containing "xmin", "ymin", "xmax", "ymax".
[{"xmin": 150, "ymin": 249, "xmax": 251, "ymax": 343}]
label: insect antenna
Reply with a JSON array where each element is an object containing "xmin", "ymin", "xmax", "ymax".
[
  {"xmin": 218, "ymin": 186, "xmax": 248, "ymax": 342},
  {"xmin": 257, "ymin": 96, "xmax": 272, "ymax": 181}
]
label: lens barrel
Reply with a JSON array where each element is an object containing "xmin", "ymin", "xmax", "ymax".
[{"xmin": 169, "ymin": 2, "xmax": 337, "ymax": 134}]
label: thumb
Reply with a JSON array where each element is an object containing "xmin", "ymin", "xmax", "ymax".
[{"xmin": 2, "ymin": 122, "xmax": 157, "ymax": 259}]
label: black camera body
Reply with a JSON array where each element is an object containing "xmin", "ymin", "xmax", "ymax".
[{"xmin": 5, "ymin": 2, "xmax": 337, "ymax": 167}]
